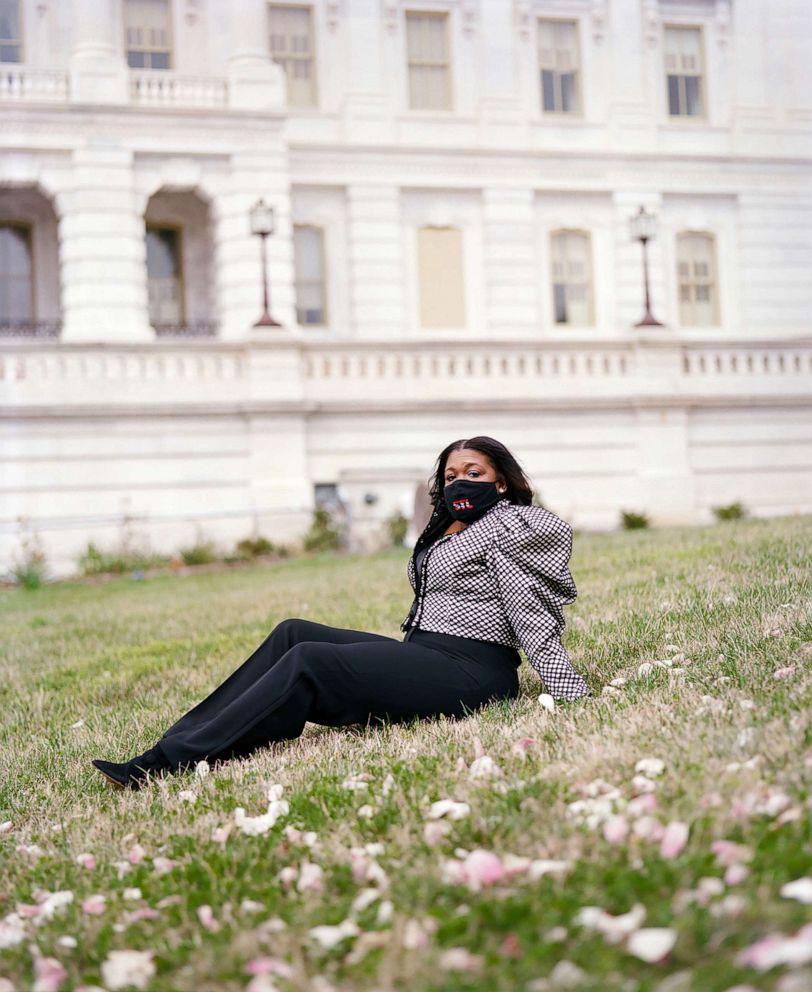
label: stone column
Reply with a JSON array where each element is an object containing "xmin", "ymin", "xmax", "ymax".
[
  {"xmin": 69, "ymin": 0, "xmax": 127, "ymax": 104},
  {"xmin": 59, "ymin": 147, "xmax": 150, "ymax": 342},
  {"xmin": 346, "ymin": 184, "xmax": 406, "ymax": 339},
  {"xmin": 213, "ymin": 148, "xmax": 295, "ymax": 340},
  {"xmin": 342, "ymin": 0, "xmax": 392, "ymax": 142},
  {"xmin": 227, "ymin": 0, "xmax": 285, "ymax": 110},
  {"xmin": 477, "ymin": 0, "xmax": 524, "ymax": 144},
  {"xmin": 482, "ymin": 187, "xmax": 537, "ymax": 335}
]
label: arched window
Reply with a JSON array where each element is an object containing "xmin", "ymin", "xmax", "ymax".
[
  {"xmin": 676, "ymin": 231, "xmax": 718, "ymax": 325},
  {"xmin": 550, "ymin": 229, "xmax": 593, "ymax": 325}
]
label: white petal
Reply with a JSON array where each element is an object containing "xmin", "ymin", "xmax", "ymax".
[{"xmin": 626, "ymin": 927, "xmax": 677, "ymax": 962}]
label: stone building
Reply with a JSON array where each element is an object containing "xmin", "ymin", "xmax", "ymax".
[{"xmin": 1, "ymin": 0, "xmax": 811, "ymax": 577}]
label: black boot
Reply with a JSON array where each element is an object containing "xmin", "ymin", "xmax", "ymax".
[{"xmin": 92, "ymin": 743, "xmax": 173, "ymax": 790}]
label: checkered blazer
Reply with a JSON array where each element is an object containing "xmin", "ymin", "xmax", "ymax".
[{"xmin": 402, "ymin": 498, "xmax": 592, "ymax": 702}]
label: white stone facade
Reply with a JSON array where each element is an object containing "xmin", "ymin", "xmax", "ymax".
[{"xmin": 1, "ymin": 0, "xmax": 811, "ymax": 579}]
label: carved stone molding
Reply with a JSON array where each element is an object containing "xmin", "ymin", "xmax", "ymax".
[
  {"xmin": 515, "ymin": 0, "xmax": 531, "ymax": 41},
  {"xmin": 326, "ymin": 0, "xmax": 342, "ymax": 31},
  {"xmin": 591, "ymin": 0, "xmax": 607, "ymax": 44},
  {"xmin": 644, "ymin": 0, "xmax": 734, "ymax": 48},
  {"xmin": 382, "ymin": 0, "xmax": 399, "ymax": 34}
]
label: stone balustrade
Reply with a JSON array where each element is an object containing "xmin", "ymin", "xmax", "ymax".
[
  {"xmin": 0, "ymin": 66, "xmax": 69, "ymax": 101},
  {"xmin": 128, "ymin": 71, "xmax": 229, "ymax": 108},
  {"xmin": 2, "ymin": 338, "xmax": 810, "ymax": 412}
]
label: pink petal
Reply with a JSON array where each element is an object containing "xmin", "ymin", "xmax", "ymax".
[
  {"xmin": 127, "ymin": 843, "xmax": 146, "ymax": 865},
  {"xmin": 75, "ymin": 853, "xmax": 96, "ymax": 870},
  {"xmin": 660, "ymin": 821, "xmax": 689, "ymax": 859},
  {"xmin": 462, "ymin": 850, "xmax": 505, "ymax": 888},
  {"xmin": 725, "ymin": 863, "xmax": 749, "ymax": 885},
  {"xmin": 197, "ymin": 904, "xmax": 220, "ymax": 932},
  {"xmin": 30, "ymin": 945, "xmax": 68, "ymax": 992},
  {"xmin": 602, "ymin": 815, "xmax": 629, "ymax": 844},
  {"xmin": 82, "ymin": 894, "xmax": 106, "ymax": 915}
]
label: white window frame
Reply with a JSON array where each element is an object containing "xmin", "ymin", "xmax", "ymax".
[
  {"xmin": 0, "ymin": 0, "xmax": 22, "ymax": 64},
  {"xmin": 404, "ymin": 8, "xmax": 454, "ymax": 113},
  {"xmin": 124, "ymin": 0, "xmax": 174, "ymax": 71},
  {"xmin": 549, "ymin": 228, "xmax": 594, "ymax": 327},
  {"xmin": 675, "ymin": 230, "xmax": 720, "ymax": 327},
  {"xmin": 293, "ymin": 223, "xmax": 328, "ymax": 327},
  {"xmin": 536, "ymin": 16, "xmax": 582, "ymax": 117},
  {"xmin": 663, "ymin": 23, "xmax": 706, "ymax": 120},
  {"xmin": 267, "ymin": 2, "xmax": 319, "ymax": 109}
]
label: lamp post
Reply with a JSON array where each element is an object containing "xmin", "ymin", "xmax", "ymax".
[
  {"xmin": 629, "ymin": 205, "xmax": 664, "ymax": 327},
  {"xmin": 250, "ymin": 198, "xmax": 281, "ymax": 327}
]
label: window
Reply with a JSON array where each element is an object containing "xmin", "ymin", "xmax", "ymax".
[
  {"xmin": 0, "ymin": 0, "xmax": 21, "ymax": 62},
  {"xmin": 125, "ymin": 0, "xmax": 172, "ymax": 69},
  {"xmin": 146, "ymin": 226, "xmax": 183, "ymax": 325},
  {"xmin": 537, "ymin": 19, "xmax": 580, "ymax": 114},
  {"xmin": 417, "ymin": 226, "xmax": 465, "ymax": 327},
  {"xmin": 268, "ymin": 4, "xmax": 317, "ymax": 107},
  {"xmin": 550, "ymin": 230, "xmax": 593, "ymax": 325},
  {"xmin": 406, "ymin": 11, "xmax": 451, "ymax": 111},
  {"xmin": 664, "ymin": 25, "xmax": 704, "ymax": 117},
  {"xmin": 677, "ymin": 232, "xmax": 718, "ymax": 325},
  {"xmin": 0, "ymin": 223, "xmax": 33, "ymax": 323},
  {"xmin": 293, "ymin": 224, "xmax": 327, "ymax": 325}
]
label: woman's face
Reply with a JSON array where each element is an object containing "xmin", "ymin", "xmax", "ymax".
[{"xmin": 443, "ymin": 448, "xmax": 505, "ymax": 490}]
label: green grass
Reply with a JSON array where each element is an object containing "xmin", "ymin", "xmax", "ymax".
[{"xmin": 1, "ymin": 517, "xmax": 811, "ymax": 992}]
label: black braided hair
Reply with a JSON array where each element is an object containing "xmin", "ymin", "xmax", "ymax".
[{"xmin": 410, "ymin": 435, "xmax": 535, "ymax": 558}]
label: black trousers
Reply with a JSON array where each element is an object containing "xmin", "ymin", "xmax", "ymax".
[{"xmin": 156, "ymin": 618, "xmax": 521, "ymax": 770}]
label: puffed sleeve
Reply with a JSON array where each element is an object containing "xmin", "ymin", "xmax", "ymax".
[{"xmin": 485, "ymin": 515, "xmax": 592, "ymax": 702}]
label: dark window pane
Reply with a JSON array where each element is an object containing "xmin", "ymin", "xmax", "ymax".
[
  {"xmin": 560, "ymin": 72, "xmax": 577, "ymax": 113},
  {"xmin": 146, "ymin": 228, "xmax": 180, "ymax": 279},
  {"xmin": 0, "ymin": 2, "xmax": 20, "ymax": 41},
  {"xmin": 685, "ymin": 75, "xmax": 702, "ymax": 115},
  {"xmin": 127, "ymin": 50, "xmax": 145, "ymax": 68},
  {"xmin": 667, "ymin": 74, "xmax": 681, "ymax": 115},
  {"xmin": 541, "ymin": 69, "xmax": 556, "ymax": 112},
  {"xmin": 0, "ymin": 43, "xmax": 20, "ymax": 62},
  {"xmin": 553, "ymin": 283, "xmax": 568, "ymax": 323},
  {"xmin": 150, "ymin": 51, "xmax": 170, "ymax": 70}
]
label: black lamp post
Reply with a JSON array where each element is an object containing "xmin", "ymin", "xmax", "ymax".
[
  {"xmin": 629, "ymin": 205, "xmax": 664, "ymax": 327},
  {"xmin": 250, "ymin": 198, "xmax": 281, "ymax": 327}
]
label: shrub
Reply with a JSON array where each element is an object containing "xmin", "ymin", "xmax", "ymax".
[
  {"xmin": 713, "ymin": 501, "xmax": 747, "ymax": 521},
  {"xmin": 77, "ymin": 541, "xmax": 171, "ymax": 576},
  {"xmin": 179, "ymin": 541, "xmax": 219, "ymax": 566},
  {"xmin": 620, "ymin": 510, "xmax": 650, "ymax": 530},
  {"xmin": 235, "ymin": 536, "xmax": 276, "ymax": 557},
  {"xmin": 10, "ymin": 528, "xmax": 48, "ymax": 590},
  {"xmin": 303, "ymin": 507, "xmax": 342, "ymax": 553},
  {"xmin": 386, "ymin": 510, "xmax": 409, "ymax": 548}
]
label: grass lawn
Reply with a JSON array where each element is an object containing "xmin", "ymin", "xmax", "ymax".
[{"xmin": 1, "ymin": 515, "xmax": 810, "ymax": 992}]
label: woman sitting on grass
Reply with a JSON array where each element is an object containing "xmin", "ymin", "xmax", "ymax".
[{"xmin": 93, "ymin": 435, "xmax": 592, "ymax": 789}]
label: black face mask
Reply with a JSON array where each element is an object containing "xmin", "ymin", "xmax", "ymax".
[{"xmin": 443, "ymin": 479, "xmax": 505, "ymax": 523}]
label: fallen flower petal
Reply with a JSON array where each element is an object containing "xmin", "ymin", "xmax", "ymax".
[
  {"xmin": 427, "ymin": 800, "xmax": 470, "ymax": 820},
  {"xmin": 307, "ymin": 918, "xmax": 360, "ymax": 949},
  {"xmin": 197, "ymin": 904, "xmax": 220, "ymax": 932},
  {"xmin": 602, "ymin": 815, "xmax": 629, "ymax": 844},
  {"xmin": 438, "ymin": 947, "xmax": 484, "ymax": 972},
  {"xmin": 634, "ymin": 757, "xmax": 666, "ymax": 777},
  {"xmin": 660, "ymin": 821, "xmax": 690, "ymax": 859},
  {"xmin": 82, "ymin": 895, "xmax": 106, "ymax": 915},
  {"xmin": 626, "ymin": 927, "xmax": 677, "ymax": 962},
  {"xmin": 29, "ymin": 943, "xmax": 68, "ymax": 992},
  {"xmin": 780, "ymin": 877, "xmax": 812, "ymax": 905},
  {"xmin": 100, "ymin": 949, "xmax": 156, "ymax": 990}
]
